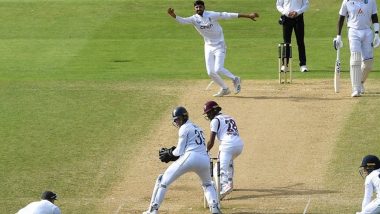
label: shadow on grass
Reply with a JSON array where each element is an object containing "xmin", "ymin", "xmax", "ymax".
[
  {"xmin": 224, "ymin": 95, "xmax": 352, "ymax": 101},
  {"xmin": 226, "ymin": 183, "xmax": 338, "ymax": 201}
]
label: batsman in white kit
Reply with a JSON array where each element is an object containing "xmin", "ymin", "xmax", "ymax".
[
  {"xmin": 167, "ymin": 0, "xmax": 259, "ymax": 97},
  {"xmin": 356, "ymin": 155, "xmax": 380, "ymax": 214},
  {"xmin": 203, "ymin": 101, "xmax": 244, "ymax": 200},
  {"xmin": 334, "ymin": 0, "xmax": 380, "ymax": 97},
  {"xmin": 143, "ymin": 106, "xmax": 221, "ymax": 214}
]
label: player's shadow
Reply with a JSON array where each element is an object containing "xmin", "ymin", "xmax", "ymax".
[
  {"xmin": 225, "ymin": 183, "xmax": 337, "ymax": 201},
  {"xmin": 225, "ymin": 95, "xmax": 351, "ymax": 101}
]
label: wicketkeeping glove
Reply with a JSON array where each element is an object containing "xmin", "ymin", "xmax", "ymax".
[
  {"xmin": 333, "ymin": 35, "xmax": 343, "ymax": 50},
  {"xmin": 373, "ymin": 33, "xmax": 380, "ymax": 48},
  {"xmin": 159, "ymin": 146, "xmax": 179, "ymax": 163}
]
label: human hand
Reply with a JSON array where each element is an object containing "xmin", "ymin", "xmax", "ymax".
[
  {"xmin": 249, "ymin": 12, "xmax": 259, "ymax": 21},
  {"xmin": 288, "ymin": 11, "xmax": 298, "ymax": 18},
  {"xmin": 373, "ymin": 33, "xmax": 380, "ymax": 48},
  {"xmin": 167, "ymin": 8, "xmax": 176, "ymax": 18},
  {"xmin": 333, "ymin": 35, "xmax": 343, "ymax": 50}
]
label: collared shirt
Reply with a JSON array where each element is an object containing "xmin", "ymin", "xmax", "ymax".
[
  {"xmin": 210, "ymin": 113, "xmax": 243, "ymax": 150},
  {"xmin": 172, "ymin": 120, "xmax": 208, "ymax": 156},
  {"xmin": 339, "ymin": 0, "xmax": 378, "ymax": 30},
  {"xmin": 276, "ymin": 0, "xmax": 309, "ymax": 17},
  {"xmin": 175, "ymin": 11, "xmax": 239, "ymax": 46}
]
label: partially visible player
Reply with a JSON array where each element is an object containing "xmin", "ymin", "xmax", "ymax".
[
  {"xmin": 143, "ymin": 106, "xmax": 221, "ymax": 214},
  {"xmin": 334, "ymin": 0, "xmax": 380, "ymax": 97},
  {"xmin": 167, "ymin": 0, "xmax": 259, "ymax": 97},
  {"xmin": 356, "ymin": 155, "xmax": 380, "ymax": 214},
  {"xmin": 16, "ymin": 191, "xmax": 61, "ymax": 214},
  {"xmin": 203, "ymin": 101, "xmax": 244, "ymax": 200}
]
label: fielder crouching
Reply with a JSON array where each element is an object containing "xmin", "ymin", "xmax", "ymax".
[
  {"xmin": 356, "ymin": 155, "xmax": 380, "ymax": 214},
  {"xmin": 143, "ymin": 106, "xmax": 221, "ymax": 214}
]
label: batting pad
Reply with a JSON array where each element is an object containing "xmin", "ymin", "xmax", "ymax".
[
  {"xmin": 350, "ymin": 52, "xmax": 362, "ymax": 91},
  {"xmin": 362, "ymin": 58, "xmax": 373, "ymax": 83}
]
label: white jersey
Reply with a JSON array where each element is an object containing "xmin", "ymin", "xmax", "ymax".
[
  {"xmin": 172, "ymin": 120, "xmax": 208, "ymax": 156},
  {"xmin": 17, "ymin": 200, "xmax": 61, "ymax": 214},
  {"xmin": 175, "ymin": 11, "xmax": 238, "ymax": 46},
  {"xmin": 210, "ymin": 114, "xmax": 243, "ymax": 149},
  {"xmin": 276, "ymin": 0, "xmax": 309, "ymax": 16},
  {"xmin": 362, "ymin": 169, "xmax": 380, "ymax": 210},
  {"xmin": 339, "ymin": 0, "xmax": 378, "ymax": 30}
]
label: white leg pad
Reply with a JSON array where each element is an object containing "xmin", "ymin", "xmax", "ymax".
[
  {"xmin": 202, "ymin": 183, "xmax": 220, "ymax": 208},
  {"xmin": 350, "ymin": 52, "xmax": 362, "ymax": 92},
  {"xmin": 362, "ymin": 58, "xmax": 373, "ymax": 83},
  {"xmin": 228, "ymin": 161, "xmax": 234, "ymax": 187},
  {"xmin": 147, "ymin": 174, "xmax": 163, "ymax": 212}
]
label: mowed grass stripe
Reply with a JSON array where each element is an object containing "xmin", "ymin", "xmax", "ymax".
[
  {"xmin": 0, "ymin": 0, "xmax": 379, "ymax": 213},
  {"xmin": 324, "ymin": 94, "xmax": 380, "ymax": 213},
  {"xmin": 0, "ymin": 81, "xmax": 178, "ymax": 213}
]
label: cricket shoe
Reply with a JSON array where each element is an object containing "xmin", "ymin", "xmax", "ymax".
[
  {"xmin": 213, "ymin": 88, "xmax": 231, "ymax": 97},
  {"xmin": 142, "ymin": 210, "xmax": 158, "ymax": 214},
  {"xmin": 360, "ymin": 84, "xmax": 365, "ymax": 94},
  {"xmin": 300, "ymin": 65, "xmax": 308, "ymax": 72},
  {"xmin": 219, "ymin": 184, "xmax": 233, "ymax": 200},
  {"xmin": 210, "ymin": 203, "xmax": 222, "ymax": 214},
  {"xmin": 233, "ymin": 76, "xmax": 241, "ymax": 94},
  {"xmin": 351, "ymin": 90, "xmax": 361, "ymax": 97},
  {"xmin": 143, "ymin": 204, "xmax": 159, "ymax": 214},
  {"xmin": 280, "ymin": 65, "xmax": 288, "ymax": 72}
]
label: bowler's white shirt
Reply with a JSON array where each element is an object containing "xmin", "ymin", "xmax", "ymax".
[
  {"xmin": 276, "ymin": 0, "xmax": 309, "ymax": 16},
  {"xmin": 17, "ymin": 200, "xmax": 61, "ymax": 214},
  {"xmin": 339, "ymin": 0, "xmax": 378, "ymax": 30},
  {"xmin": 210, "ymin": 114, "xmax": 243, "ymax": 150},
  {"xmin": 175, "ymin": 11, "xmax": 238, "ymax": 46},
  {"xmin": 362, "ymin": 169, "xmax": 380, "ymax": 210}
]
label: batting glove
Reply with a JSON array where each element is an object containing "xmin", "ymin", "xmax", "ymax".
[
  {"xmin": 333, "ymin": 35, "xmax": 343, "ymax": 50},
  {"xmin": 373, "ymin": 33, "xmax": 380, "ymax": 48}
]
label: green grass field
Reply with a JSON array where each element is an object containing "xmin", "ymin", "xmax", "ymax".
[{"xmin": 1, "ymin": 0, "xmax": 380, "ymax": 213}]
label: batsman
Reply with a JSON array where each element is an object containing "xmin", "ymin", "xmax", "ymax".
[
  {"xmin": 143, "ymin": 106, "xmax": 221, "ymax": 214},
  {"xmin": 334, "ymin": 0, "xmax": 380, "ymax": 97}
]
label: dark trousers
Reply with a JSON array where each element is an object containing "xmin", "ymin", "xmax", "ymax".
[{"xmin": 282, "ymin": 14, "xmax": 307, "ymax": 66}]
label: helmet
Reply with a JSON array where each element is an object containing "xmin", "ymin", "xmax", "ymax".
[
  {"xmin": 172, "ymin": 106, "xmax": 189, "ymax": 127},
  {"xmin": 359, "ymin": 155, "xmax": 380, "ymax": 178},
  {"xmin": 203, "ymin": 101, "xmax": 222, "ymax": 120}
]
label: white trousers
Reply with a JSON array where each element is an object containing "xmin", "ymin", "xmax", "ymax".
[
  {"xmin": 204, "ymin": 43, "xmax": 236, "ymax": 89},
  {"xmin": 152, "ymin": 152, "xmax": 219, "ymax": 209},
  {"xmin": 348, "ymin": 28, "xmax": 374, "ymax": 60},
  {"xmin": 219, "ymin": 144, "xmax": 243, "ymax": 185}
]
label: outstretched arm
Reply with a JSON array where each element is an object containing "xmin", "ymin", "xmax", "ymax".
[
  {"xmin": 238, "ymin": 12, "xmax": 259, "ymax": 21},
  {"xmin": 167, "ymin": 7, "xmax": 193, "ymax": 24}
]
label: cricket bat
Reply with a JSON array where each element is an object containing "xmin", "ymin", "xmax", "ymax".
[{"xmin": 334, "ymin": 48, "xmax": 341, "ymax": 93}]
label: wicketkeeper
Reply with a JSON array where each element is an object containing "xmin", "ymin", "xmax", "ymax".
[{"xmin": 143, "ymin": 106, "xmax": 221, "ymax": 214}]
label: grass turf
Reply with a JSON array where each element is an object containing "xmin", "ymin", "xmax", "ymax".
[{"xmin": 1, "ymin": 0, "xmax": 380, "ymax": 213}]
